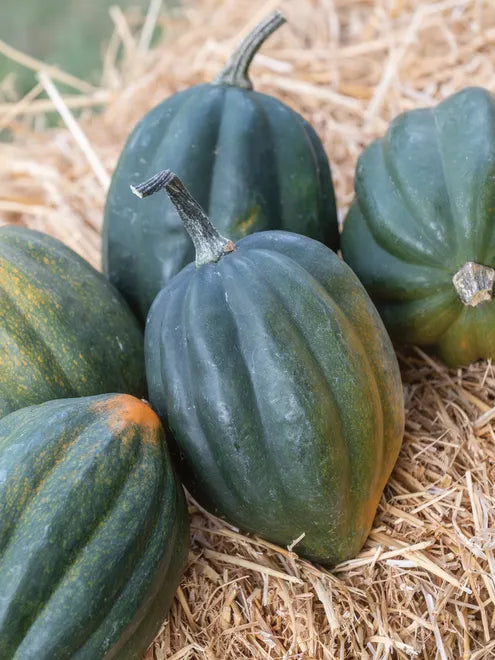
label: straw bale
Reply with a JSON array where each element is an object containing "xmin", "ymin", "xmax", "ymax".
[{"xmin": 1, "ymin": 0, "xmax": 495, "ymax": 657}]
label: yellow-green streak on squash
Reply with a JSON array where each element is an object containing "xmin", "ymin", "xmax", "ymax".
[
  {"xmin": 0, "ymin": 393, "xmax": 189, "ymax": 659},
  {"xmin": 0, "ymin": 226, "xmax": 146, "ymax": 418}
]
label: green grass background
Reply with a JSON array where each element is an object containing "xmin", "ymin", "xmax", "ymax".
[{"xmin": 0, "ymin": 0, "xmax": 150, "ymax": 95}]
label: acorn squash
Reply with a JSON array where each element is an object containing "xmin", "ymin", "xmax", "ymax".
[
  {"xmin": 0, "ymin": 393, "xmax": 189, "ymax": 659},
  {"xmin": 103, "ymin": 11, "xmax": 338, "ymax": 322},
  {"xmin": 0, "ymin": 225, "xmax": 146, "ymax": 418},
  {"xmin": 135, "ymin": 170, "xmax": 404, "ymax": 565},
  {"xmin": 341, "ymin": 87, "xmax": 495, "ymax": 366}
]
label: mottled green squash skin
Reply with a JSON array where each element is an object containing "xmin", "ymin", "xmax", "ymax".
[
  {"xmin": 341, "ymin": 87, "xmax": 495, "ymax": 366},
  {"xmin": 0, "ymin": 393, "xmax": 189, "ymax": 660},
  {"xmin": 146, "ymin": 231, "xmax": 404, "ymax": 565},
  {"xmin": 102, "ymin": 22, "xmax": 338, "ymax": 322},
  {"xmin": 0, "ymin": 226, "xmax": 146, "ymax": 418}
]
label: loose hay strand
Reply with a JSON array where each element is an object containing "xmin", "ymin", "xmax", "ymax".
[
  {"xmin": 1, "ymin": 0, "xmax": 495, "ymax": 657},
  {"xmin": 38, "ymin": 72, "xmax": 110, "ymax": 190},
  {"xmin": 0, "ymin": 38, "xmax": 96, "ymax": 93}
]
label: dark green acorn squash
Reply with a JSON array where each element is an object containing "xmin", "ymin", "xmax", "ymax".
[
  {"xmin": 0, "ymin": 225, "xmax": 146, "ymax": 418},
  {"xmin": 341, "ymin": 87, "xmax": 495, "ymax": 367},
  {"xmin": 0, "ymin": 393, "xmax": 189, "ymax": 660},
  {"xmin": 135, "ymin": 170, "xmax": 404, "ymax": 565},
  {"xmin": 103, "ymin": 11, "xmax": 338, "ymax": 322}
]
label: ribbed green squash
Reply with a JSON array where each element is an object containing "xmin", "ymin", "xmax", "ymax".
[
  {"xmin": 102, "ymin": 11, "xmax": 338, "ymax": 322},
  {"xmin": 0, "ymin": 393, "xmax": 189, "ymax": 659},
  {"xmin": 136, "ymin": 170, "xmax": 404, "ymax": 565},
  {"xmin": 0, "ymin": 225, "xmax": 146, "ymax": 418},
  {"xmin": 341, "ymin": 87, "xmax": 495, "ymax": 366}
]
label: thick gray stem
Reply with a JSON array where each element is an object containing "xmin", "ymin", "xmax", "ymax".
[
  {"xmin": 452, "ymin": 261, "xmax": 495, "ymax": 306},
  {"xmin": 131, "ymin": 170, "xmax": 235, "ymax": 266},
  {"xmin": 214, "ymin": 10, "xmax": 286, "ymax": 89}
]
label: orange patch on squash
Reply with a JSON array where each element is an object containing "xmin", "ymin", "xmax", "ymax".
[{"xmin": 92, "ymin": 394, "xmax": 162, "ymax": 445}]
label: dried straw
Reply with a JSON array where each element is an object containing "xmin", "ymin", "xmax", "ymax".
[{"xmin": 1, "ymin": 0, "xmax": 495, "ymax": 657}]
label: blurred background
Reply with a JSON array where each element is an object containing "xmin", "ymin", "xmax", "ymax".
[
  {"xmin": 0, "ymin": 0, "xmax": 165, "ymax": 93},
  {"xmin": 0, "ymin": 0, "xmax": 181, "ymax": 128}
]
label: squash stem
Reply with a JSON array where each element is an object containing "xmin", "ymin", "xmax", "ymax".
[
  {"xmin": 214, "ymin": 10, "xmax": 286, "ymax": 90},
  {"xmin": 452, "ymin": 261, "xmax": 495, "ymax": 306},
  {"xmin": 131, "ymin": 171, "xmax": 236, "ymax": 267}
]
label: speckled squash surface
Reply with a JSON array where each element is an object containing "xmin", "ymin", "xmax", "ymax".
[
  {"xmin": 341, "ymin": 87, "xmax": 495, "ymax": 366},
  {"xmin": 102, "ymin": 12, "xmax": 338, "ymax": 322},
  {"xmin": 0, "ymin": 225, "xmax": 146, "ymax": 418},
  {"xmin": 140, "ymin": 172, "xmax": 404, "ymax": 565},
  {"xmin": 0, "ymin": 393, "xmax": 189, "ymax": 660}
]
